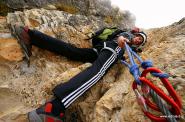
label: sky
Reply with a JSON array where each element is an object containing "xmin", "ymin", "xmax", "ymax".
[{"xmin": 111, "ymin": 0, "xmax": 185, "ymax": 29}]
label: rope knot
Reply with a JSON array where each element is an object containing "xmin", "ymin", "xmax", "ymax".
[
  {"xmin": 130, "ymin": 64, "xmax": 141, "ymax": 84},
  {"xmin": 141, "ymin": 60, "xmax": 153, "ymax": 69}
]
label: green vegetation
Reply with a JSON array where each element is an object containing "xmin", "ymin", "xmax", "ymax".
[{"xmin": 55, "ymin": 3, "xmax": 79, "ymax": 14}]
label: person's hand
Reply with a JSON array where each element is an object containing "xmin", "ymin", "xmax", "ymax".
[{"xmin": 117, "ymin": 36, "xmax": 129, "ymax": 48}]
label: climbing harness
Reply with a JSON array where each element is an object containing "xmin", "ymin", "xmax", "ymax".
[{"xmin": 121, "ymin": 43, "xmax": 182, "ymax": 122}]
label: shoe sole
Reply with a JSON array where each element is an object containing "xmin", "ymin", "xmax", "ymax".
[
  {"xmin": 28, "ymin": 110, "xmax": 64, "ymax": 122},
  {"xmin": 28, "ymin": 110, "xmax": 42, "ymax": 122},
  {"xmin": 10, "ymin": 24, "xmax": 30, "ymax": 65}
]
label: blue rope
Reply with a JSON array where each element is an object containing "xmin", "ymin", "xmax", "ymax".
[
  {"xmin": 141, "ymin": 60, "xmax": 153, "ymax": 69},
  {"xmin": 125, "ymin": 42, "xmax": 135, "ymax": 65},
  {"xmin": 132, "ymin": 50, "xmax": 143, "ymax": 63},
  {"xmin": 120, "ymin": 43, "xmax": 169, "ymax": 84},
  {"xmin": 129, "ymin": 64, "xmax": 141, "ymax": 84},
  {"xmin": 141, "ymin": 61, "xmax": 169, "ymax": 78},
  {"xmin": 120, "ymin": 60, "xmax": 130, "ymax": 68},
  {"xmin": 120, "ymin": 43, "xmax": 142, "ymax": 85}
]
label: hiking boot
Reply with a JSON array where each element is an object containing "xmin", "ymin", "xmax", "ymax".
[
  {"xmin": 28, "ymin": 103, "xmax": 65, "ymax": 122},
  {"xmin": 11, "ymin": 24, "xmax": 32, "ymax": 65}
]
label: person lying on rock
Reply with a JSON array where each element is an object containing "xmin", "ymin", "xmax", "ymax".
[{"xmin": 11, "ymin": 25, "xmax": 147, "ymax": 122}]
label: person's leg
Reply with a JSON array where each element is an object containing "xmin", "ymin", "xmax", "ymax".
[
  {"xmin": 28, "ymin": 30, "xmax": 98, "ymax": 63},
  {"xmin": 53, "ymin": 41, "xmax": 121, "ymax": 108},
  {"xmin": 28, "ymin": 40, "xmax": 122, "ymax": 122}
]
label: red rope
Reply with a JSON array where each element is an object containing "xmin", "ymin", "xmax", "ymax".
[{"xmin": 132, "ymin": 67, "xmax": 182, "ymax": 122}]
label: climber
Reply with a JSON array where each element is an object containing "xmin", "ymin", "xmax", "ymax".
[{"xmin": 11, "ymin": 25, "xmax": 147, "ymax": 121}]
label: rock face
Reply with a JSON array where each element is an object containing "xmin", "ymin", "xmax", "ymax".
[
  {"xmin": 6, "ymin": 0, "xmax": 57, "ymax": 8},
  {"xmin": 0, "ymin": 8, "xmax": 185, "ymax": 122},
  {"xmin": 4, "ymin": 0, "xmax": 135, "ymax": 28},
  {"xmin": 5, "ymin": 0, "xmax": 116, "ymax": 16}
]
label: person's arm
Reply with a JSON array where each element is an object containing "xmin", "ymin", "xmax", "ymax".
[{"xmin": 117, "ymin": 36, "xmax": 130, "ymax": 48}]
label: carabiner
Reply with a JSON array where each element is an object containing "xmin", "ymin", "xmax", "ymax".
[{"xmin": 134, "ymin": 89, "xmax": 148, "ymax": 112}]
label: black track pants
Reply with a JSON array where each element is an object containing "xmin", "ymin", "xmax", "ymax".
[
  {"xmin": 28, "ymin": 30, "xmax": 98, "ymax": 63},
  {"xmin": 53, "ymin": 42, "xmax": 121, "ymax": 108},
  {"xmin": 28, "ymin": 30, "xmax": 122, "ymax": 109}
]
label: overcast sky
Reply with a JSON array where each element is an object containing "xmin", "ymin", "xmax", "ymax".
[{"xmin": 111, "ymin": 0, "xmax": 185, "ymax": 29}]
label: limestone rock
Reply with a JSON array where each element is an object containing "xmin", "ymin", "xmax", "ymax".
[{"xmin": 4, "ymin": 0, "xmax": 135, "ymax": 28}]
